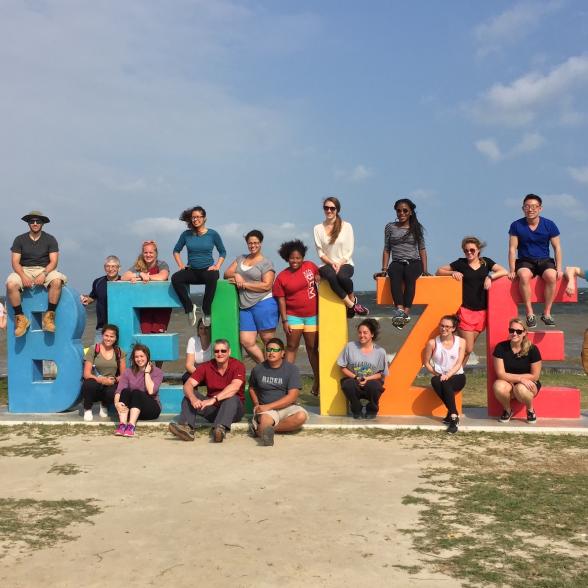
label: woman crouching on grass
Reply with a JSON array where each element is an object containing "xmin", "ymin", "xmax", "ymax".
[
  {"xmin": 493, "ymin": 318, "xmax": 542, "ymax": 424},
  {"xmin": 114, "ymin": 344, "xmax": 163, "ymax": 437},
  {"xmin": 423, "ymin": 314, "xmax": 466, "ymax": 434}
]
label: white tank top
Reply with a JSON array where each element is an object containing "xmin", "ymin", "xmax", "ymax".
[{"xmin": 432, "ymin": 335, "xmax": 464, "ymax": 375}]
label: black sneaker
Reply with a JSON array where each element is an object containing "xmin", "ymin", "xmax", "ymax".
[
  {"xmin": 364, "ymin": 412, "xmax": 377, "ymax": 420},
  {"xmin": 541, "ymin": 315, "xmax": 555, "ymax": 327},
  {"xmin": 392, "ymin": 316, "xmax": 405, "ymax": 330},
  {"xmin": 442, "ymin": 412, "xmax": 451, "ymax": 425},
  {"xmin": 499, "ymin": 410, "xmax": 512, "ymax": 423},
  {"xmin": 352, "ymin": 412, "xmax": 363, "ymax": 419},
  {"xmin": 261, "ymin": 426, "xmax": 275, "ymax": 446},
  {"xmin": 446, "ymin": 416, "xmax": 459, "ymax": 434},
  {"xmin": 526, "ymin": 314, "xmax": 537, "ymax": 328},
  {"xmin": 346, "ymin": 306, "xmax": 356, "ymax": 319},
  {"xmin": 526, "ymin": 409, "xmax": 537, "ymax": 423}
]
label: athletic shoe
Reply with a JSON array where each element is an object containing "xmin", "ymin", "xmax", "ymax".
[
  {"xmin": 541, "ymin": 315, "xmax": 555, "ymax": 327},
  {"xmin": 189, "ymin": 303, "xmax": 199, "ymax": 327},
  {"xmin": 202, "ymin": 314, "xmax": 211, "ymax": 327},
  {"xmin": 526, "ymin": 409, "xmax": 537, "ymax": 423},
  {"xmin": 442, "ymin": 412, "xmax": 451, "ymax": 425},
  {"xmin": 353, "ymin": 302, "xmax": 369, "ymax": 316},
  {"xmin": 212, "ymin": 425, "xmax": 226, "ymax": 443},
  {"xmin": 42, "ymin": 311, "xmax": 56, "ymax": 333},
  {"xmin": 123, "ymin": 424, "xmax": 136, "ymax": 437},
  {"xmin": 168, "ymin": 422, "xmax": 195, "ymax": 441},
  {"xmin": 114, "ymin": 423, "xmax": 126, "ymax": 436},
  {"xmin": 261, "ymin": 426, "xmax": 275, "ymax": 447},
  {"xmin": 446, "ymin": 416, "xmax": 459, "ymax": 434},
  {"xmin": 498, "ymin": 410, "xmax": 512, "ymax": 423},
  {"xmin": 346, "ymin": 306, "xmax": 356, "ymax": 319},
  {"xmin": 352, "ymin": 413, "xmax": 363, "ymax": 419},
  {"xmin": 526, "ymin": 314, "xmax": 537, "ymax": 328},
  {"xmin": 99, "ymin": 405, "xmax": 109, "ymax": 418},
  {"xmin": 83, "ymin": 410, "xmax": 93, "ymax": 422},
  {"xmin": 401, "ymin": 312, "xmax": 411, "ymax": 324},
  {"xmin": 14, "ymin": 314, "xmax": 30, "ymax": 337},
  {"xmin": 247, "ymin": 421, "xmax": 257, "ymax": 438},
  {"xmin": 392, "ymin": 316, "xmax": 406, "ymax": 330},
  {"xmin": 364, "ymin": 413, "xmax": 377, "ymax": 420},
  {"xmin": 390, "ymin": 307, "xmax": 404, "ymax": 318}
]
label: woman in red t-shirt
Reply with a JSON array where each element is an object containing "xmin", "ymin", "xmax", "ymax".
[{"xmin": 273, "ymin": 240, "xmax": 320, "ymax": 396}]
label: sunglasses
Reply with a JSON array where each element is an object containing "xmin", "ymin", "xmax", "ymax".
[
  {"xmin": 323, "ymin": 205, "xmax": 337, "ymax": 212},
  {"xmin": 28, "ymin": 219, "xmax": 43, "ymax": 225},
  {"xmin": 463, "ymin": 248, "xmax": 477, "ymax": 254},
  {"xmin": 265, "ymin": 347, "xmax": 282, "ymax": 353},
  {"xmin": 395, "ymin": 208, "xmax": 410, "ymax": 213},
  {"xmin": 508, "ymin": 328, "xmax": 525, "ymax": 335},
  {"xmin": 214, "ymin": 349, "xmax": 229, "ymax": 354}
]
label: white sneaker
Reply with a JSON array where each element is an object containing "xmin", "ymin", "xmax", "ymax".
[
  {"xmin": 99, "ymin": 405, "xmax": 108, "ymax": 418},
  {"xmin": 83, "ymin": 410, "xmax": 93, "ymax": 422},
  {"xmin": 202, "ymin": 314, "xmax": 211, "ymax": 327},
  {"xmin": 189, "ymin": 303, "xmax": 199, "ymax": 327}
]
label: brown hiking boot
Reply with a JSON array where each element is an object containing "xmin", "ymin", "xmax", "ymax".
[
  {"xmin": 14, "ymin": 314, "xmax": 30, "ymax": 337},
  {"xmin": 42, "ymin": 311, "xmax": 56, "ymax": 333}
]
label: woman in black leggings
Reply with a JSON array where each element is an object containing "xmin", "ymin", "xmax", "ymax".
[
  {"xmin": 378, "ymin": 198, "xmax": 428, "ymax": 329},
  {"xmin": 423, "ymin": 314, "xmax": 466, "ymax": 434},
  {"xmin": 171, "ymin": 206, "xmax": 226, "ymax": 327}
]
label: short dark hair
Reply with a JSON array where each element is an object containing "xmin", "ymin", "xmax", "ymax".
[
  {"xmin": 278, "ymin": 239, "xmax": 308, "ymax": 261},
  {"xmin": 357, "ymin": 318, "xmax": 380, "ymax": 340},
  {"xmin": 523, "ymin": 194, "xmax": 542, "ymax": 206},
  {"xmin": 180, "ymin": 206, "xmax": 206, "ymax": 228},
  {"xmin": 265, "ymin": 337, "xmax": 285, "ymax": 350},
  {"xmin": 245, "ymin": 229, "xmax": 264, "ymax": 243}
]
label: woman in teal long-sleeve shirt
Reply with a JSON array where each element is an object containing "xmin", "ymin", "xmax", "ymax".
[{"xmin": 171, "ymin": 206, "xmax": 226, "ymax": 327}]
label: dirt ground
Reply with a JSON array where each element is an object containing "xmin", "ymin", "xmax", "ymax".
[{"xmin": 0, "ymin": 429, "xmax": 460, "ymax": 587}]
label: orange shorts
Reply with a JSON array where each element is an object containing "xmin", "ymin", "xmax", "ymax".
[{"xmin": 457, "ymin": 306, "xmax": 486, "ymax": 333}]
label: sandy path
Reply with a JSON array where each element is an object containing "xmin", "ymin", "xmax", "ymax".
[{"xmin": 0, "ymin": 430, "xmax": 459, "ymax": 587}]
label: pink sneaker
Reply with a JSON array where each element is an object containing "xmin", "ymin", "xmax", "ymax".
[
  {"xmin": 123, "ymin": 424, "xmax": 136, "ymax": 437},
  {"xmin": 114, "ymin": 423, "xmax": 126, "ymax": 436}
]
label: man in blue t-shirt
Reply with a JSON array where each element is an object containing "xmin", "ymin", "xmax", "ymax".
[{"xmin": 508, "ymin": 194, "xmax": 562, "ymax": 328}]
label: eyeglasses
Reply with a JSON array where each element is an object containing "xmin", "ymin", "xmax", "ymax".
[
  {"xmin": 439, "ymin": 324, "xmax": 454, "ymax": 329},
  {"xmin": 265, "ymin": 347, "xmax": 282, "ymax": 353},
  {"xmin": 523, "ymin": 205, "xmax": 540, "ymax": 210},
  {"xmin": 508, "ymin": 328, "xmax": 525, "ymax": 335},
  {"xmin": 104, "ymin": 264, "xmax": 120, "ymax": 269},
  {"xmin": 463, "ymin": 248, "xmax": 477, "ymax": 254},
  {"xmin": 214, "ymin": 349, "xmax": 229, "ymax": 354},
  {"xmin": 28, "ymin": 219, "xmax": 43, "ymax": 225},
  {"xmin": 395, "ymin": 208, "xmax": 410, "ymax": 213},
  {"xmin": 323, "ymin": 205, "xmax": 337, "ymax": 212},
  {"xmin": 191, "ymin": 215, "xmax": 204, "ymax": 220}
]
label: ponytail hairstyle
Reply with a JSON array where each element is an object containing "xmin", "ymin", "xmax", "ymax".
[
  {"xmin": 461, "ymin": 236, "xmax": 487, "ymax": 266},
  {"xmin": 440, "ymin": 314, "xmax": 459, "ymax": 330},
  {"xmin": 323, "ymin": 196, "xmax": 343, "ymax": 244},
  {"xmin": 509, "ymin": 318, "xmax": 532, "ymax": 357},
  {"xmin": 394, "ymin": 198, "xmax": 424, "ymax": 245},
  {"xmin": 134, "ymin": 240, "xmax": 158, "ymax": 273}
]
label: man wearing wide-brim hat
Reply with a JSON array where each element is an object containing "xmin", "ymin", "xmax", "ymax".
[{"xmin": 5, "ymin": 211, "xmax": 68, "ymax": 336}]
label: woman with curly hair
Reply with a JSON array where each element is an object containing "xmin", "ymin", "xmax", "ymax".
[
  {"xmin": 171, "ymin": 206, "xmax": 226, "ymax": 327},
  {"xmin": 378, "ymin": 198, "xmax": 428, "ymax": 329},
  {"xmin": 272, "ymin": 239, "xmax": 320, "ymax": 395}
]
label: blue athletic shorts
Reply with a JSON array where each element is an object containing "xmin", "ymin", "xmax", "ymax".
[{"xmin": 240, "ymin": 297, "xmax": 279, "ymax": 332}]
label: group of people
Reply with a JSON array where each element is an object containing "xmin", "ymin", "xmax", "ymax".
[{"xmin": 3, "ymin": 193, "xmax": 584, "ymax": 436}]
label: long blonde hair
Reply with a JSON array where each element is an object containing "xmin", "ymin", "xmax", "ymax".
[
  {"xmin": 509, "ymin": 317, "xmax": 532, "ymax": 357},
  {"xmin": 134, "ymin": 240, "xmax": 158, "ymax": 273},
  {"xmin": 323, "ymin": 196, "xmax": 342, "ymax": 244}
]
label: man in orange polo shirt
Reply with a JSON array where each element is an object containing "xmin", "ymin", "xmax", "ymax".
[{"xmin": 169, "ymin": 339, "xmax": 245, "ymax": 443}]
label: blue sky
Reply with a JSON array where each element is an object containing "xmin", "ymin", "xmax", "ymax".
[{"xmin": 1, "ymin": 0, "xmax": 587, "ymax": 292}]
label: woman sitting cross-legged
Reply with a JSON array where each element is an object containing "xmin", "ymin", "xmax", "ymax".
[
  {"xmin": 493, "ymin": 317, "xmax": 542, "ymax": 424},
  {"xmin": 113, "ymin": 344, "xmax": 163, "ymax": 437},
  {"xmin": 80, "ymin": 324, "xmax": 126, "ymax": 421},
  {"xmin": 337, "ymin": 319, "xmax": 388, "ymax": 419},
  {"xmin": 423, "ymin": 314, "xmax": 466, "ymax": 434}
]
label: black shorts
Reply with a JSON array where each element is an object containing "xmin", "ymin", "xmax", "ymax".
[{"xmin": 515, "ymin": 258, "xmax": 556, "ymax": 277}]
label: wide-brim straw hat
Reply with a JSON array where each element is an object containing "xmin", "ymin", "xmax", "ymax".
[{"xmin": 21, "ymin": 210, "xmax": 50, "ymax": 224}]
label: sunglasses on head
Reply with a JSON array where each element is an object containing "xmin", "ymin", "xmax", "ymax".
[
  {"xmin": 323, "ymin": 205, "xmax": 337, "ymax": 212},
  {"xmin": 508, "ymin": 328, "xmax": 525, "ymax": 335}
]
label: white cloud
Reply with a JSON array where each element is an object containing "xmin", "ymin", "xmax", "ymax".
[
  {"xmin": 130, "ymin": 217, "xmax": 185, "ymax": 237},
  {"xmin": 475, "ymin": 132, "xmax": 544, "ymax": 162},
  {"xmin": 408, "ymin": 189, "xmax": 437, "ymax": 204},
  {"xmin": 568, "ymin": 165, "xmax": 588, "ymax": 184},
  {"xmin": 334, "ymin": 164, "xmax": 373, "ymax": 182},
  {"xmin": 474, "ymin": 2, "xmax": 561, "ymax": 57},
  {"xmin": 475, "ymin": 138, "xmax": 503, "ymax": 162},
  {"xmin": 470, "ymin": 55, "xmax": 588, "ymax": 126}
]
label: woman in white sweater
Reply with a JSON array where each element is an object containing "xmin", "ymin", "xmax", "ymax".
[{"xmin": 314, "ymin": 197, "xmax": 369, "ymax": 318}]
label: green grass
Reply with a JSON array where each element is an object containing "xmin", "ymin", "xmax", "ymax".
[
  {"xmin": 0, "ymin": 497, "xmax": 101, "ymax": 557},
  {"xmin": 0, "ymin": 379, "xmax": 6, "ymax": 407},
  {"xmin": 402, "ymin": 434, "xmax": 588, "ymax": 587}
]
